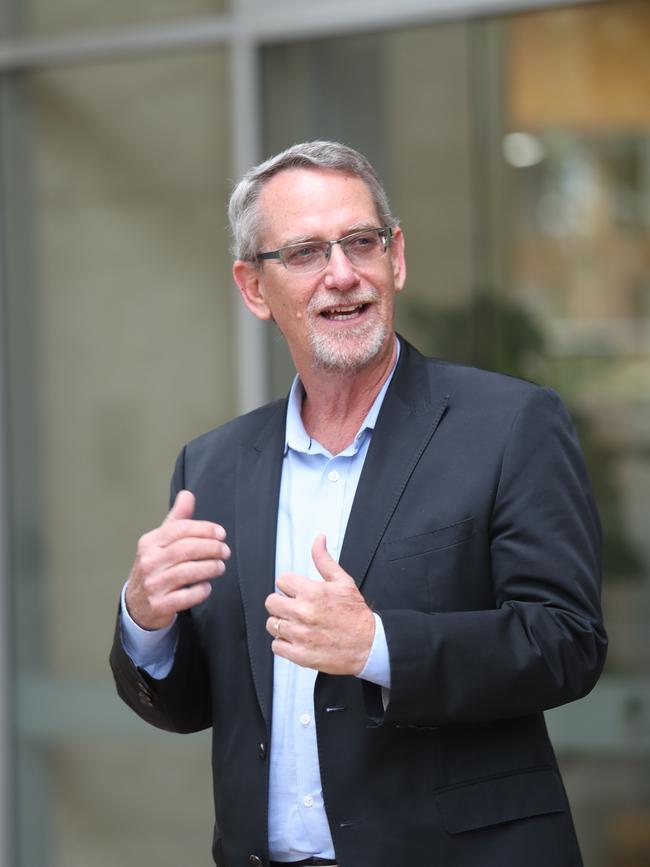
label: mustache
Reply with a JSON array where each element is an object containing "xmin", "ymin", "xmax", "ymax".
[{"xmin": 307, "ymin": 290, "xmax": 379, "ymax": 316}]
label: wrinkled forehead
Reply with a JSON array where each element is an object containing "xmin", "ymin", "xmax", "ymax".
[{"xmin": 256, "ymin": 167, "xmax": 379, "ymax": 246}]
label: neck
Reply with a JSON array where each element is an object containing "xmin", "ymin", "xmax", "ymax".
[{"xmin": 298, "ymin": 336, "xmax": 397, "ymax": 454}]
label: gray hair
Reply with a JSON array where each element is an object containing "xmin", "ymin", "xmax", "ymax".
[{"xmin": 228, "ymin": 140, "xmax": 397, "ymax": 262}]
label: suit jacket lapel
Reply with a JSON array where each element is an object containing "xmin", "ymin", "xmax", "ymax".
[
  {"xmin": 235, "ymin": 401, "xmax": 286, "ymax": 726},
  {"xmin": 340, "ymin": 339, "xmax": 450, "ymax": 587}
]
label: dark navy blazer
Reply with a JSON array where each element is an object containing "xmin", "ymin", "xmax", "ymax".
[{"xmin": 111, "ymin": 337, "xmax": 607, "ymax": 867}]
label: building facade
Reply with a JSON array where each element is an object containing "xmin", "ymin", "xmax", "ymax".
[{"xmin": 0, "ymin": 1, "xmax": 649, "ymax": 864}]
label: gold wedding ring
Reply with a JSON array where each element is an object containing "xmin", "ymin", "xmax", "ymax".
[{"xmin": 275, "ymin": 617, "xmax": 283, "ymax": 638}]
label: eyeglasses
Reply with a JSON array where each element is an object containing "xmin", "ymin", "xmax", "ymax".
[{"xmin": 256, "ymin": 227, "xmax": 393, "ymax": 274}]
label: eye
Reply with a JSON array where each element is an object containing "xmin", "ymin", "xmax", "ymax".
[
  {"xmin": 346, "ymin": 231, "xmax": 379, "ymax": 252},
  {"xmin": 285, "ymin": 243, "xmax": 321, "ymax": 264}
]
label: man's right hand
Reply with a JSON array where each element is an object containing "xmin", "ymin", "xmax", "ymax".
[{"xmin": 124, "ymin": 489, "xmax": 230, "ymax": 631}]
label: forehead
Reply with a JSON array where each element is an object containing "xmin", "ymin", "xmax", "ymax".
[{"xmin": 257, "ymin": 167, "xmax": 379, "ymax": 245}]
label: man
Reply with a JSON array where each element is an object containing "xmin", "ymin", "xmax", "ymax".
[{"xmin": 110, "ymin": 141, "xmax": 607, "ymax": 867}]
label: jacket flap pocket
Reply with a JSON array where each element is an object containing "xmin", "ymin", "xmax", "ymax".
[
  {"xmin": 435, "ymin": 767, "xmax": 566, "ymax": 834},
  {"xmin": 383, "ymin": 517, "xmax": 474, "ymax": 562}
]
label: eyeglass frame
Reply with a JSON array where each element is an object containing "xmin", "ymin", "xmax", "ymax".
[{"xmin": 255, "ymin": 226, "xmax": 394, "ymax": 273}]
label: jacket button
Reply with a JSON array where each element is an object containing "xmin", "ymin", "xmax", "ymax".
[
  {"xmin": 258, "ymin": 742, "xmax": 267, "ymax": 760},
  {"xmin": 248, "ymin": 856, "xmax": 262, "ymax": 866}
]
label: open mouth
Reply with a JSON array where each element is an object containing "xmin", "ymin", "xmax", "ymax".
[{"xmin": 320, "ymin": 303, "xmax": 369, "ymax": 321}]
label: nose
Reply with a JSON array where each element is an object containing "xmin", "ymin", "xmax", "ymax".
[{"xmin": 322, "ymin": 242, "xmax": 361, "ymax": 292}]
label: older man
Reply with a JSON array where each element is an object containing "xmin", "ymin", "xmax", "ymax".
[{"xmin": 111, "ymin": 141, "xmax": 606, "ymax": 867}]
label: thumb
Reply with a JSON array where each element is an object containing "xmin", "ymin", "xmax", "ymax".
[
  {"xmin": 164, "ymin": 489, "xmax": 195, "ymax": 523},
  {"xmin": 312, "ymin": 534, "xmax": 352, "ymax": 584}
]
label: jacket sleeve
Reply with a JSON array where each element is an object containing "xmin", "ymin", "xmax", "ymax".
[
  {"xmin": 376, "ymin": 387, "xmax": 607, "ymax": 727},
  {"xmin": 109, "ymin": 446, "xmax": 213, "ymax": 733},
  {"xmin": 109, "ymin": 608, "xmax": 212, "ymax": 733}
]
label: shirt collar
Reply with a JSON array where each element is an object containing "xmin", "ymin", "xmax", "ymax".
[{"xmin": 284, "ymin": 336, "xmax": 401, "ymax": 456}]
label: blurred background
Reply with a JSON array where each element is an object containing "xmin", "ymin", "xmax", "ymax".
[{"xmin": 0, "ymin": 0, "xmax": 648, "ymax": 864}]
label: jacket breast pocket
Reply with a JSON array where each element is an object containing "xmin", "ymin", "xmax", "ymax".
[
  {"xmin": 370, "ymin": 518, "xmax": 478, "ymax": 612},
  {"xmin": 434, "ymin": 766, "xmax": 567, "ymax": 834},
  {"xmin": 383, "ymin": 517, "xmax": 475, "ymax": 562}
]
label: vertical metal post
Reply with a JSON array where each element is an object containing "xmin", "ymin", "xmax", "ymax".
[
  {"xmin": 0, "ymin": 282, "xmax": 10, "ymax": 867},
  {"xmin": 1, "ymin": 71, "xmax": 52, "ymax": 867},
  {"xmin": 0, "ymin": 79, "xmax": 13, "ymax": 867},
  {"xmin": 230, "ymin": 3, "xmax": 270, "ymax": 414}
]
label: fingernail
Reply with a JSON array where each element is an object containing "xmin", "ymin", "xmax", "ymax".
[{"xmin": 222, "ymin": 545, "xmax": 231, "ymax": 559}]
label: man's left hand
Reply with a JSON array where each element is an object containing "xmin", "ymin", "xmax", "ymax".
[{"xmin": 265, "ymin": 534, "xmax": 375, "ymax": 675}]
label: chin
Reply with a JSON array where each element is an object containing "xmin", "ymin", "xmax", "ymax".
[{"xmin": 308, "ymin": 321, "xmax": 389, "ymax": 371}]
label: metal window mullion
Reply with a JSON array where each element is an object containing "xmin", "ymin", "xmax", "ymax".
[
  {"xmin": 230, "ymin": 15, "xmax": 270, "ymax": 413},
  {"xmin": 0, "ymin": 0, "xmax": 602, "ymax": 71},
  {"xmin": 243, "ymin": 0, "xmax": 602, "ymax": 45},
  {"xmin": 0, "ymin": 16, "xmax": 233, "ymax": 71},
  {"xmin": 0, "ymin": 79, "xmax": 15, "ymax": 867}
]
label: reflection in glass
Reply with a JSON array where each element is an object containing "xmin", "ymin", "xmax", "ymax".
[
  {"xmin": 262, "ymin": 5, "xmax": 650, "ymax": 865},
  {"xmin": 5, "ymin": 50, "xmax": 233, "ymax": 866}
]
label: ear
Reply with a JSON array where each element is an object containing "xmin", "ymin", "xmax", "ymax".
[
  {"xmin": 390, "ymin": 227, "xmax": 407, "ymax": 294},
  {"xmin": 233, "ymin": 260, "xmax": 272, "ymax": 321}
]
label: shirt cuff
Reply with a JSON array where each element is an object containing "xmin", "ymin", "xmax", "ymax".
[
  {"xmin": 356, "ymin": 612, "xmax": 391, "ymax": 690},
  {"xmin": 120, "ymin": 582, "xmax": 178, "ymax": 679}
]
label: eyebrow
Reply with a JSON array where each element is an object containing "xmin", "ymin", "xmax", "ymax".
[
  {"xmin": 278, "ymin": 234, "xmax": 318, "ymax": 248},
  {"xmin": 279, "ymin": 223, "xmax": 380, "ymax": 248}
]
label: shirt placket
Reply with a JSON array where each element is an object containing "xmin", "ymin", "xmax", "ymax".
[{"xmin": 295, "ymin": 452, "xmax": 351, "ymax": 842}]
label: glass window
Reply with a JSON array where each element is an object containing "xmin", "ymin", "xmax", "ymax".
[
  {"xmin": 3, "ymin": 49, "xmax": 233, "ymax": 866},
  {"xmin": 261, "ymin": 3, "xmax": 650, "ymax": 865}
]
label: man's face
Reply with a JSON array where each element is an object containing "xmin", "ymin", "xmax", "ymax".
[{"xmin": 234, "ymin": 167, "xmax": 406, "ymax": 374}]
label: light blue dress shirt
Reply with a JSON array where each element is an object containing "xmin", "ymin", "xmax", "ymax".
[{"xmin": 120, "ymin": 341, "xmax": 398, "ymax": 861}]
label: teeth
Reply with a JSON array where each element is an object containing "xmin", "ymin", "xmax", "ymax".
[{"xmin": 324, "ymin": 304, "xmax": 362, "ymax": 315}]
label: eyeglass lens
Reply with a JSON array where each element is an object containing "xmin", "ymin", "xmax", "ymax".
[{"xmin": 282, "ymin": 229, "xmax": 389, "ymax": 272}]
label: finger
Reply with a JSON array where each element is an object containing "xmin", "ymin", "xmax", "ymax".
[
  {"xmin": 164, "ymin": 581, "xmax": 213, "ymax": 612},
  {"xmin": 270, "ymin": 639, "xmax": 296, "ymax": 663},
  {"xmin": 126, "ymin": 563, "xmax": 218, "ymax": 629},
  {"xmin": 270, "ymin": 639, "xmax": 316, "ymax": 670},
  {"xmin": 265, "ymin": 591, "xmax": 297, "ymax": 620},
  {"xmin": 156, "ymin": 518, "xmax": 227, "ymax": 547},
  {"xmin": 175, "ymin": 558, "xmax": 227, "ymax": 584},
  {"xmin": 274, "ymin": 571, "xmax": 310, "ymax": 598},
  {"xmin": 265, "ymin": 615, "xmax": 291, "ymax": 642},
  {"xmin": 312, "ymin": 534, "xmax": 352, "ymax": 584},
  {"xmin": 154, "ymin": 558, "xmax": 227, "ymax": 594},
  {"xmin": 162, "ymin": 537, "xmax": 230, "ymax": 568},
  {"xmin": 163, "ymin": 489, "xmax": 196, "ymax": 524}
]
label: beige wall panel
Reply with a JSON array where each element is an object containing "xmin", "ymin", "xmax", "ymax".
[
  {"xmin": 52, "ymin": 736, "xmax": 214, "ymax": 867},
  {"xmin": 27, "ymin": 51, "xmax": 233, "ymax": 680},
  {"xmin": 385, "ymin": 24, "xmax": 475, "ymax": 311}
]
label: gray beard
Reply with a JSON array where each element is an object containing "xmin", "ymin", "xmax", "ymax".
[{"xmin": 307, "ymin": 317, "xmax": 388, "ymax": 371}]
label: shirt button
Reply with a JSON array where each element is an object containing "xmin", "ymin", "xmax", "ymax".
[
  {"xmin": 303, "ymin": 795, "xmax": 314, "ymax": 808},
  {"xmin": 328, "ymin": 470, "xmax": 340, "ymax": 482},
  {"xmin": 299, "ymin": 713, "xmax": 311, "ymax": 726}
]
